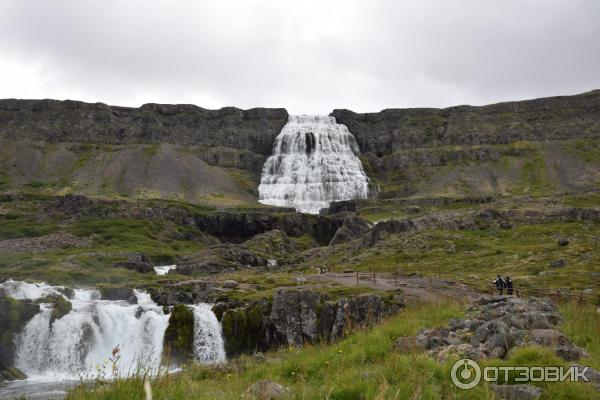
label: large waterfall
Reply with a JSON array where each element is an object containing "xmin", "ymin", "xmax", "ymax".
[
  {"xmin": 258, "ymin": 115, "xmax": 370, "ymax": 214},
  {"xmin": 0, "ymin": 280, "xmax": 225, "ymax": 382}
]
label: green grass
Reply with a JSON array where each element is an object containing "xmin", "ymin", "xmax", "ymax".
[
  {"xmin": 0, "ymin": 215, "xmax": 59, "ymax": 240},
  {"xmin": 559, "ymin": 301, "xmax": 600, "ymax": 370},
  {"xmin": 317, "ymin": 221, "xmax": 600, "ymax": 293}
]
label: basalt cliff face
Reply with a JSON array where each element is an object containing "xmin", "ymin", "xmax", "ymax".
[
  {"xmin": 333, "ymin": 90, "xmax": 600, "ymax": 199},
  {"xmin": 0, "ymin": 99, "xmax": 288, "ymax": 155},
  {"xmin": 1, "ymin": 91, "xmax": 600, "ymax": 204},
  {"xmin": 332, "ymin": 90, "xmax": 600, "ymax": 153}
]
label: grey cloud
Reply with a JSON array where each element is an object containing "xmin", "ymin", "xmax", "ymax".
[{"xmin": 0, "ymin": 0, "xmax": 599, "ymax": 114}]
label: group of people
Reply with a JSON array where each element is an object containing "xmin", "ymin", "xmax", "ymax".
[{"xmin": 493, "ymin": 275, "xmax": 514, "ymax": 295}]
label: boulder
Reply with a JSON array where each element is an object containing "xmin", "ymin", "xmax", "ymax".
[
  {"xmin": 113, "ymin": 259, "xmax": 154, "ymax": 274},
  {"xmin": 555, "ymin": 344, "xmax": 589, "ymax": 361},
  {"xmin": 222, "ymin": 280, "xmax": 239, "ymax": 289},
  {"xmin": 393, "ymin": 336, "xmax": 426, "ymax": 353},
  {"xmin": 99, "ymin": 286, "xmax": 138, "ymax": 304},
  {"xmin": 528, "ymin": 329, "xmax": 568, "ymax": 346},
  {"xmin": 491, "ymin": 384, "xmax": 542, "ymax": 400},
  {"xmin": 244, "ymin": 380, "xmax": 293, "ymax": 400},
  {"xmin": 549, "ymin": 259, "xmax": 567, "ymax": 268},
  {"xmin": 324, "ymin": 200, "xmax": 358, "ymax": 215},
  {"xmin": 558, "ymin": 238, "xmax": 570, "ymax": 246}
]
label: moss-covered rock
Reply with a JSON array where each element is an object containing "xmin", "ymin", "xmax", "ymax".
[
  {"xmin": 162, "ymin": 304, "xmax": 195, "ymax": 365},
  {"xmin": 37, "ymin": 295, "xmax": 73, "ymax": 325},
  {"xmin": 221, "ymin": 300, "xmax": 269, "ymax": 356},
  {"xmin": 0, "ymin": 295, "xmax": 39, "ymax": 381}
]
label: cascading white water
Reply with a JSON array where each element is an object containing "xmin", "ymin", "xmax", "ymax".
[
  {"xmin": 191, "ymin": 304, "xmax": 226, "ymax": 364},
  {"xmin": 258, "ymin": 115, "xmax": 370, "ymax": 214},
  {"xmin": 154, "ymin": 265, "xmax": 177, "ymax": 276},
  {"xmin": 0, "ymin": 280, "xmax": 226, "ymax": 382}
]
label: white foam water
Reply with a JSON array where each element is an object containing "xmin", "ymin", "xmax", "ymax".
[
  {"xmin": 258, "ymin": 115, "xmax": 370, "ymax": 214},
  {"xmin": 191, "ymin": 304, "xmax": 226, "ymax": 364},
  {"xmin": 0, "ymin": 280, "xmax": 226, "ymax": 383},
  {"xmin": 154, "ymin": 265, "xmax": 177, "ymax": 276}
]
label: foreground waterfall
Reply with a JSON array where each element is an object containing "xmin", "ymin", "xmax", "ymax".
[
  {"xmin": 258, "ymin": 115, "xmax": 369, "ymax": 214},
  {"xmin": 0, "ymin": 280, "xmax": 225, "ymax": 381}
]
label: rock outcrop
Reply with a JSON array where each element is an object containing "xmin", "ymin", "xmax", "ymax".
[
  {"xmin": 218, "ymin": 288, "xmax": 403, "ymax": 357},
  {"xmin": 176, "ymin": 244, "xmax": 266, "ymax": 275},
  {"xmin": 362, "ymin": 206, "xmax": 600, "ymax": 247},
  {"xmin": 45, "ymin": 194, "xmax": 344, "ymax": 245},
  {"xmin": 148, "ymin": 280, "xmax": 215, "ymax": 306},
  {"xmin": 329, "ymin": 214, "xmax": 372, "ymax": 245}
]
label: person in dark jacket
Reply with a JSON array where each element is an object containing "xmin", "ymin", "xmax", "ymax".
[
  {"xmin": 505, "ymin": 276, "xmax": 513, "ymax": 295},
  {"xmin": 493, "ymin": 275, "xmax": 506, "ymax": 295}
]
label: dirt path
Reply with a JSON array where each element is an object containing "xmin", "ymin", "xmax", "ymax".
[{"xmin": 307, "ymin": 271, "xmax": 480, "ymax": 302}]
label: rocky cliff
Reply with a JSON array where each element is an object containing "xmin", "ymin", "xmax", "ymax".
[
  {"xmin": 331, "ymin": 91, "xmax": 600, "ymax": 199},
  {"xmin": 332, "ymin": 90, "xmax": 600, "ymax": 153},
  {"xmin": 2, "ymin": 91, "xmax": 600, "ymax": 204},
  {"xmin": 0, "ymin": 99, "xmax": 288, "ymax": 155},
  {"xmin": 216, "ymin": 288, "xmax": 404, "ymax": 357}
]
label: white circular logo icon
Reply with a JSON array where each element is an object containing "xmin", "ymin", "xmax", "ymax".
[{"xmin": 451, "ymin": 358, "xmax": 481, "ymax": 389}]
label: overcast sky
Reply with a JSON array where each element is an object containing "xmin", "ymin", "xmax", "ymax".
[{"xmin": 0, "ymin": 0, "xmax": 599, "ymax": 114}]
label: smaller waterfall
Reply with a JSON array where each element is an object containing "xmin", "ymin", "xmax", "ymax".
[
  {"xmin": 0, "ymin": 280, "xmax": 226, "ymax": 382},
  {"xmin": 154, "ymin": 265, "xmax": 177, "ymax": 276},
  {"xmin": 258, "ymin": 115, "xmax": 370, "ymax": 214},
  {"xmin": 191, "ymin": 304, "xmax": 226, "ymax": 363}
]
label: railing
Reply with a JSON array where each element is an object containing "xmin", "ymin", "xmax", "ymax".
[{"xmin": 318, "ymin": 267, "xmax": 600, "ymax": 304}]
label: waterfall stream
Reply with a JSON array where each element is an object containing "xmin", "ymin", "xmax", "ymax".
[
  {"xmin": 0, "ymin": 280, "xmax": 225, "ymax": 382},
  {"xmin": 258, "ymin": 115, "xmax": 370, "ymax": 214}
]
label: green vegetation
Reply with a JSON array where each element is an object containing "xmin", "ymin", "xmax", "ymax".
[
  {"xmin": 0, "ymin": 214, "xmax": 59, "ymax": 240},
  {"xmin": 559, "ymin": 301, "xmax": 600, "ymax": 370},
  {"xmin": 567, "ymin": 139, "xmax": 600, "ymax": 164},
  {"xmin": 0, "ymin": 201, "xmax": 208, "ymax": 285}
]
